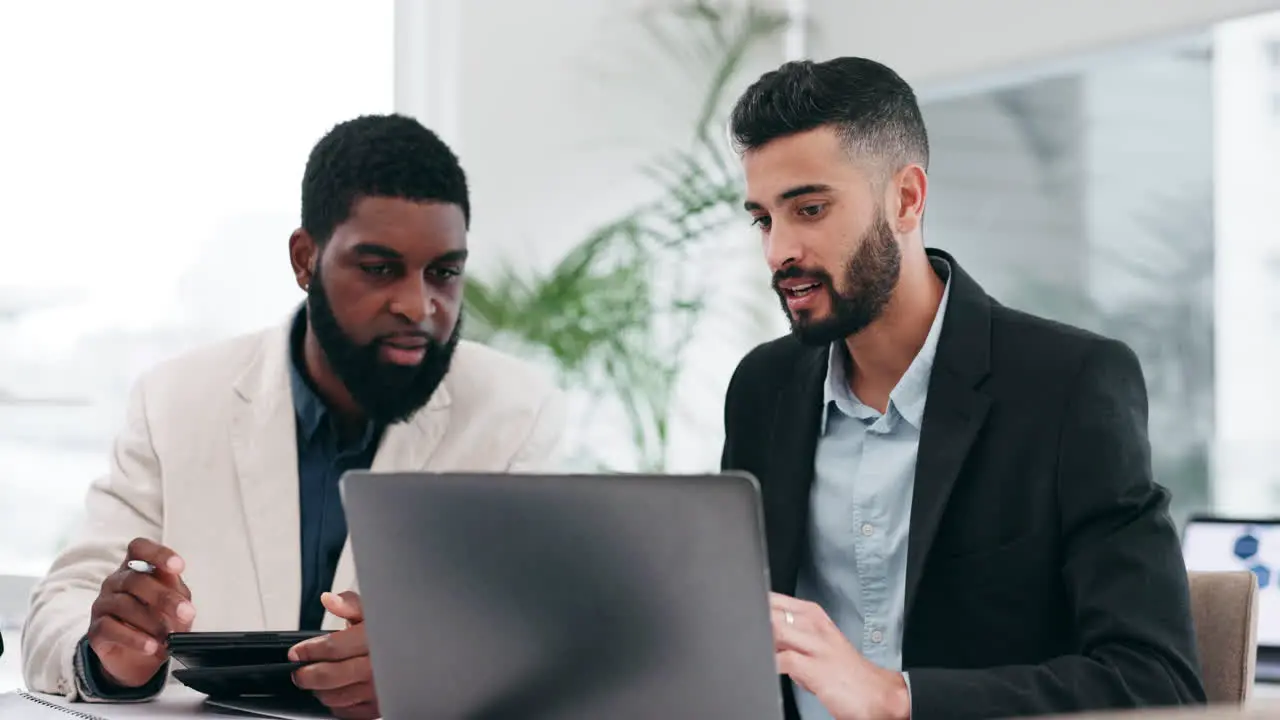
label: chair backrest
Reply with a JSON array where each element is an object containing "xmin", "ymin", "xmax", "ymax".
[{"xmin": 1189, "ymin": 570, "xmax": 1259, "ymax": 703}]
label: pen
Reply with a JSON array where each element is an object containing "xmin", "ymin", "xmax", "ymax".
[{"xmin": 127, "ymin": 560, "xmax": 156, "ymax": 573}]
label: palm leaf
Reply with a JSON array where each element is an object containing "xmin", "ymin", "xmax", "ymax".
[{"xmin": 463, "ymin": 1, "xmax": 788, "ymax": 469}]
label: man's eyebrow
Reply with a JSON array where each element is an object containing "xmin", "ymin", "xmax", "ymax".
[
  {"xmin": 743, "ymin": 183, "xmax": 835, "ymax": 211},
  {"xmin": 351, "ymin": 243, "xmax": 402, "ymax": 260},
  {"xmin": 350, "ymin": 246, "xmax": 468, "ymax": 264},
  {"xmin": 432, "ymin": 249, "xmax": 469, "ymax": 264}
]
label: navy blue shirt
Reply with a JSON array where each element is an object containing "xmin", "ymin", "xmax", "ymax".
[{"xmin": 287, "ymin": 311, "xmax": 383, "ymax": 630}]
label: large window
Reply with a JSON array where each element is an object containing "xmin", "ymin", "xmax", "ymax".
[
  {"xmin": 0, "ymin": 1, "xmax": 393, "ymax": 589},
  {"xmin": 918, "ymin": 10, "xmax": 1280, "ymax": 526}
]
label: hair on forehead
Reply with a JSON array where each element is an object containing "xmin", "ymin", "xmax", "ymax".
[
  {"xmin": 301, "ymin": 113, "xmax": 470, "ymax": 246},
  {"xmin": 729, "ymin": 57, "xmax": 929, "ymax": 182}
]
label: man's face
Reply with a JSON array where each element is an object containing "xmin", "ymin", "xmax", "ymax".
[
  {"xmin": 742, "ymin": 126, "xmax": 902, "ymax": 346},
  {"xmin": 297, "ymin": 196, "xmax": 468, "ymax": 424}
]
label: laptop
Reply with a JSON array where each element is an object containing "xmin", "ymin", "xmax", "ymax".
[
  {"xmin": 340, "ymin": 471, "xmax": 784, "ymax": 719},
  {"xmin": 1182, "ymin": 515, "xmax": 1280, "ymax": 681}
]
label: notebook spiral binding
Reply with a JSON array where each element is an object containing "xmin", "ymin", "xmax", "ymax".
[{"xmin": 16, "ymin": 691, "xmax": 106, "ymax": 719}]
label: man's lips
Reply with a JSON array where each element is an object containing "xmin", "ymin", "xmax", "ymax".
[
  {"xmin": 776, "ymin": 278, "xmax": 824, "ymax": 297},
  {"xmin": 378, "ymin": 335, "xmax": 429, "ymax": 365},
  {"xmin": 381, "ymin": 338, "xmax": 428, "ymax": 349}
]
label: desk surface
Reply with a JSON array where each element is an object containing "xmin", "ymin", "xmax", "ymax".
[
  {"xmin": 5, "ymin": 685, "xmax": 327, "ymax": 719},
  {"xmin": 2, "ymin": 687, "xmax": 207, "ymax": 718},
  {"xmin": 5, "ymin": 673, "xmax": 1280, "ymax": 717}
]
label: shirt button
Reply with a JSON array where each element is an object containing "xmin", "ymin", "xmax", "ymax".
[
  {"xmin": 861, "ymin": 523, "xmax": 875, "ymax": 537},
  {"xmin": 871, "ymin": 630, "xmax": 884, "ymax": 643}
]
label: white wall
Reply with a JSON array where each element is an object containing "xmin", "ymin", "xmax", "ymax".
[{"xmin": 808, "ymin": 0, "xmax": 1280, "ymax": 96}]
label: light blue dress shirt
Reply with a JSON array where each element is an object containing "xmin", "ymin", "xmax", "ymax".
[{"xmin": 792, "ymin": 259, "xmax": 952, "ymax": 719}]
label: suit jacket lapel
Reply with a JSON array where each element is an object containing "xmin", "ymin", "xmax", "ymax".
[
  {"xmin": 768, "ymin": 347, "xmax": 827, "ymax": 595},
  {"xmin": 904, "ymin": 250, "xmax": 993, "ymax": 621},
  {"xmin": 323, "ymin": 385, "xmax": 453, "ymax": 629},
  {"xmin": 230, "ymin": 323, "xmax": 304, "ymax": 631}
]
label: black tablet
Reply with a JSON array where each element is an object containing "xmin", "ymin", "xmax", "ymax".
[
  {"xmin": 171, "ymin": 662, "xmax": 315, "ymax": 700},
  {"xmin": 167, "ymin": 630, "xmax": 328, "ymax": 670}
]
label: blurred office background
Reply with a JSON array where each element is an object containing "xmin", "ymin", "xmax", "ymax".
[{"xmin": 2, "ymin": 0, "xmax": 1280, "ymax": 690}]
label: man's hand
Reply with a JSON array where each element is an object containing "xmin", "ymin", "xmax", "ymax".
[
  {"xmin": 87, "ymin": 538, "xmax": 195, "ymax": 688},
  {"xmin": 290, "ymin": 591, "xmax": 379, "ymax": 720},
  {"xmin": 771, "ymin": 593, "xmax": 911, "ymax": 720}
]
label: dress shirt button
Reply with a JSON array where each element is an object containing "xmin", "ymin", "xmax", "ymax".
[
  {"xmin": 861, "ymin": 523, "xmax": 875, "ymax": 537},
  {"xmin": 870, "ymin": 629, "xmax": 884, "ymax": 644}
]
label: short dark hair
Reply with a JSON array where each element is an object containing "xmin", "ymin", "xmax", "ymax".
[
  {"xmin": 301, "ymin": 113, "xmax": 469, "ymax": 244},
  {"xmin": 729, "ymin": 57, "xmax": 929, "ymax": 179}
]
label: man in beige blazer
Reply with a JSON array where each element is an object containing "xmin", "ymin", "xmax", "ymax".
[{"xmin": 22, "ymin": 114, "xmax": 565, "ymax": 720}]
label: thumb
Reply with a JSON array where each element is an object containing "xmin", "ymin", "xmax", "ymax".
[{"xmin": 321, "ymin": 590, "xmax": 364, "ymax": 623}]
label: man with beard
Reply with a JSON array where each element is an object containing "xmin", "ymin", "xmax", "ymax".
[
  {"xmin": 22, "ymin": 114, "xmax": 565, "ymax": 719},
  {"xmin": 721, "ymin": 58, "xmax": 1205, "ymax": 720}
]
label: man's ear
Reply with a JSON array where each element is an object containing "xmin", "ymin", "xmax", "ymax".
[
  {"xmin": 288, "ymin": 229, "xmax": 318, "ymax": 291},
  {"xmin": 890, "ymin": 164, "xmax": 928, "ymax": 235}
]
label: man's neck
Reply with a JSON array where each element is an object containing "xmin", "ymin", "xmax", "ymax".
[{"xmin": 844, "ymin": 246, "xmax": 945, "ymax": 413}]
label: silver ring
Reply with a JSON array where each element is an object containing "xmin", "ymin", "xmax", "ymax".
[{"xmin": 784, "ymin": 610, "xmax": 795, "ymax": 626}]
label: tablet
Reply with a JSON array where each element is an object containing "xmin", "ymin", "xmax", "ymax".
[
  {"xmin": 171, "ymin": 662, "xmax": 313, "ymax": 700},
  {"xmin": 167, "ymin": 631, "xmax": 326, "ymax": 669}
]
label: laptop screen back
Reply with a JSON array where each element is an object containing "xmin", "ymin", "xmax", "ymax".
[{"xmin": 1183, "ymin": 517, "xmax": 1278, "ymax": 647}]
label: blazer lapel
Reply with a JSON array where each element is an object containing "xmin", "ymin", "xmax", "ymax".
[
  {"xmin": 904, "ymin": 250, "xmax": 993, "ymax": 621},
  {"xmin": 230, "ymin": 323, "xmax": 304, "ymax": 631},
  {"xmin": 323, "ymin": 384, "xmax": 453, "ymax": 629},
  {"xmin": 767, "ymin": 347, "xmax": 827, "ymax": 595}
]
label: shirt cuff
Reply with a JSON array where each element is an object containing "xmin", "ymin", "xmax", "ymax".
[
  {"xmin": 902, "ymin": 671, "xmax": 913, "ymax": 718},
  {"xmin": 74, "ymin": 635, "xmax": 167, "ymax": 702}
]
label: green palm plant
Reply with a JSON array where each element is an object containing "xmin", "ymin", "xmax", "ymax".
[{"xmin": 463, "ymin": 1, "xmax": 788, "ymax": 471}]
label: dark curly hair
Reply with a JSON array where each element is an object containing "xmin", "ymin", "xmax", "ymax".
[
  {"xmin": 301, "ymin": 113, "xmax": 469, "ymax": 244},
  {"xmin": 729, "ymin": 57, "xmax": 928, "ymax": 181}
]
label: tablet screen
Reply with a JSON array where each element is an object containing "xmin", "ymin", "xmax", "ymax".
[{"xmin": 1183, "ymin": 518, "xmax": 1280, "ymax": 646}]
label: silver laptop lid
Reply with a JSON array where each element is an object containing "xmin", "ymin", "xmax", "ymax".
[{"xmin": 341, "ymin": 471, "xmax": 783, "ymax": 719}]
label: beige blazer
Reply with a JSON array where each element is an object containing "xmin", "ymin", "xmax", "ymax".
[{"xmin": 21, "ymin": 320, "xmax": 566, "ymax": 698}]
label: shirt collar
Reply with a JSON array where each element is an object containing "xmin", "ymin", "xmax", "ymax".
[
  {"xmin": 820, "ymin": 256, "xmax": 953, "ymax": 433},
  {"xmin": 287, "ymin": 307, "xmax": 379, "ymax": 449}
]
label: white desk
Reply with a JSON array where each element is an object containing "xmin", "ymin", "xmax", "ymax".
[
  {"xmin": 4, "ymin": 686, "xmax": 326, "ymax": 718},
  {"xmin": 0, "ymin": 648, "xmax": 21, "ymax": 693}
]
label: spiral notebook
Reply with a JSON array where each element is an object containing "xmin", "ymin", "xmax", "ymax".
[
  {"xmin": 0, "ymin": 691, "xmax": 111, "ymax": 719},
  {"xmin": 0, "ymin": 689, "xmax": 328, "ymax": 718}
]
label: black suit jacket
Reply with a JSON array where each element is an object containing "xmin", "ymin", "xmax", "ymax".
[{"xmin": 721, "ymin": 249, "xmax": 1206, "ymax": 719}]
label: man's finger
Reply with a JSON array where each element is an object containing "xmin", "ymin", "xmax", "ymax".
[
  {"xmin": 290, "ymin": 626, "xmax": 365, "ymax": 663},
  {"xmin": 315, "ymin": 681, "xmax": 376, "ymax": 710},
  {"xmin": 769, "ymin": 592, "xmax": 823, "ymax": 616},
  {"xmin": 771, "ymin": 608, "xmax": 820, "ymax": 655},
  {"xmin": 115, "ymin": 571, "xmax": 196, "ymax": 629},
  {"xmin": 321, "ymin": 591, "xmax": 364, "ymax": 623},
  {"xmin": 126, "ymin": 537, "xmax": 185, "ymax": 575},
  {"xmin": 293, "ymin": 656, "xmax": 373, "ymax": 692},
  {"xmin": 89, "ymin": 616, "xmax": 163, "ymax": 657},
  {"xmin": 93, "ymin": 591, "xmax": 169, "ymax": 642},
  {"xmin": 776, "ymin": 649, "xmax": 817, "ymax": 692}
]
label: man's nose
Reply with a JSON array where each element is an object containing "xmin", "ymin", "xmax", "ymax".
[
  {"xmin": 764, "ymin": 226, "xmax": 802, "ymax": 274},
  {"xmin": 388, "ymin": 277, "xmax": 435, "ymax": 325}
]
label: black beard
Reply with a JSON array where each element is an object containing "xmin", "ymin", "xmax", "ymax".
[
  {"xmin": 307, "ymin": 270, "xmax": 460, "ymax": 425},
  {"xmin": 774, "ymin": 212, "xmax": 901, "ymax": 347}
]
